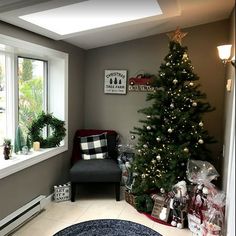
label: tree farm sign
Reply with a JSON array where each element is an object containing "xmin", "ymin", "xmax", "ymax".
[{"xmin": 104, "ymin": 70, "xmax": 127, "ymax": 94}]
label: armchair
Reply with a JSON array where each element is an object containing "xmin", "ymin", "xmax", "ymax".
[{"xmin": 69, "ymin": 129, "xmax": 122, "ymax": 202}]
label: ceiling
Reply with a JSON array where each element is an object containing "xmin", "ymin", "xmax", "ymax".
[{"xmin": 0, "ymin": 0, "xmax": 234, "ymax": 49}]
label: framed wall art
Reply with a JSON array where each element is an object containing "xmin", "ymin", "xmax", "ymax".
[{"xmin": 104, "ymin": 70, "xmax": 127, "ymax": 94}]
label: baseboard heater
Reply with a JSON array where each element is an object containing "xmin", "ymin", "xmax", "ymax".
[{"xmin": 0, "ymin": 195, "xmax": 46, "ymax": 236}]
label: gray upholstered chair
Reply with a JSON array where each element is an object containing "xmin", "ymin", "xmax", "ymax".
[{"xmin": 69, "ymin": 129, "xmax": 122, "ymax": 201}]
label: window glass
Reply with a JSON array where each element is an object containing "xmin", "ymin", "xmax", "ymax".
[
  {"xmin": 0, "ymin": 53, "xmax": 6, "ymax": 147},
  {"xmin": 18, "ymin": 57, "xmax": 47, "ymax": 137}
]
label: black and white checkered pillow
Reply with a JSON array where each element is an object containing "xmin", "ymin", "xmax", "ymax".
[{"xmin": 79, "ymin": 133, "xmax": 108, "ymax": 160}]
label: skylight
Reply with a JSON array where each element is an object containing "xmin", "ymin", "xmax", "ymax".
[{"xmin": 19, "ymin": 0, "xmax": 162, "ymax": 35}]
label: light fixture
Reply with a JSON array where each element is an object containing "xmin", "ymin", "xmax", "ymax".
[{"xmin": 217, "ymin": 44, "xmax": 235, "ymax": 67}]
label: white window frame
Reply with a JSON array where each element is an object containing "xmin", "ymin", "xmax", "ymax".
[{"xmin": 0, "ymin": 34, "xmax": 68, "ymax": 180}]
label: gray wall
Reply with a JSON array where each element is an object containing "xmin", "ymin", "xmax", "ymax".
[
  {"xmin": 0, "ymin": 21, "xmax": 85, "ymax": 219},
  {"xmin": 84, "ymin": 20, "xmax": 229, "ymax": 175}
]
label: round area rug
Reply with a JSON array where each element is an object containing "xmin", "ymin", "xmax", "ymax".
[{"xmin": 53, "ymin": 219, "xmax": 162, "ymax": 236}]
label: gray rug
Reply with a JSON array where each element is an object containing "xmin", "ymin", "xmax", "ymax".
[{"xmin": 53, "ymin": 219, "xmax": 162, "ymax": 236}]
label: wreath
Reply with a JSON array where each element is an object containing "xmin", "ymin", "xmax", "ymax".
[{"xmin": 28, "ymin": 112, "xmax": 66, "ymax": 148}]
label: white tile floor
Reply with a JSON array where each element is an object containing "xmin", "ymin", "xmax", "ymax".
[{"xmin": 11, "ymin": 186, "xmax": 193, "ymax": 236}]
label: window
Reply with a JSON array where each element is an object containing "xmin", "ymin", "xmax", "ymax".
[
  {"xmin": 0, "ymin": 53, "xmax": 6, "ymax": 146},
  {"xmin": 0, "ymin": 34, "xmax": 68, "ymax": 179},
  {"xmin": 18, "ymin": 57, "xmax": 47, "ymax": 137}
]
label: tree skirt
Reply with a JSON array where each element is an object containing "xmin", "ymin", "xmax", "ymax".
[{"xmin": 54, "ymin": 219, "xmax": 162, "ymax": 236}]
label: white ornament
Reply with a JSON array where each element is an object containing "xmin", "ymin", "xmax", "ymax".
[
  {"xmin": 156, "ymin": 137, "xmax": 161, "ymax": 142},
  {"xmin": 189, "ymin": 82, "xmax": 194, "ymax": 86},
  {"xmin": 170, "ymin": 103, "xmax": 174, "ymax": 108},
  {"xmin": 192, "ymin": 102, "xmax": 197, "ymax": 107},
  {"xmin": 141, "ymin": 174, "xmax": 146, "ymax": 179},
  {"xmin": 147, "ymin": 115, "xmax": 151, "ymax": 119},
  {"xmin": 160, "ymin": 188, "xmax": 165, "ymax": 193},
  {"xmin": 146, "ymin": 126, "xmax": 151, "ymax": 130},
  {"xmin": 131, "ymin": 135, "xmax": 135, "ymax": 140},
  {"xmin": 173, "ymin": 79, "xmax": 178, "ymax": 84},
  {"xmin": 198, "ymin": 139, "xmax": 204, "ymax": 144},
  {"xmin": 168, "ymin": 128, "xmax": 173, "ymax": 133},
  {"xmin": 143, "ymin": 144, "xmax": 148, "ymax": 148},
  {"xmin": 156, "ymin": 155, "xmax": 161, "ymax": 161},
  {"xmin": 151, "ymin": 159, "xmax": 156, "ymax": 164},
  {"xmin": 199, "ymin": 121, "xmax": 204, "ymax": 127}
]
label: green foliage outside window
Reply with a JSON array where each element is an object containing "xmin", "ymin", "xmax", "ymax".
[{"xmin": 18, "ymin": 58, "xmax": 45, "ymax": 138}]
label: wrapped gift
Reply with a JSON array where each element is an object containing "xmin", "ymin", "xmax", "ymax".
[
  {"xmin": 151, "ymin": 193, "xmax": 171, "ymax": 222},
  {"xmin": 117, "ymin": 144, "xmax": 135, "ymax": 186},
  {"xmin": 187, "ymin": 160, "xmax": 220, "ymax": 235},
  {"xmin": 124, "ymin": 189, "xmax": 136, "ymax": 207},
  {"xmin": 169, "ymin": 181, "xmax": 189, "ymax": 228},
  {"xmin": 201, "ymin": 192, "xmax": 225, "ymax": 236}
]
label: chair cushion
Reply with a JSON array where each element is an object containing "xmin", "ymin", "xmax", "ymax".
[
  {"xmin": 70, "ymin": 159, "xmax": 122, "ymax": 183},
  {"xmin": 79, "ymin": 133, "xmax": 108, "ymax": 160}
]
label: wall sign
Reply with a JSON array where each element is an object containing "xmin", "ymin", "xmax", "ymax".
[
  {"xmin": 128, "ymin": 74, "xmax": 155, "ymax": 92},
  {"xmin": 104, "ymin": 70, "xmax": 127, "ymax": 94}
]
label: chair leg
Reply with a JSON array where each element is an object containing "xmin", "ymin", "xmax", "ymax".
[
  {"xmin": 115, "ymin": 182, "xmax": 120, "ymax": 201},
  {"xmin": 71, "ymin": 182, "xmax": 76, "ymax": 202}
]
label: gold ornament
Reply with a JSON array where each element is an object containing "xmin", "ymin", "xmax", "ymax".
[
  {"xmin": 167, "ymin": 27, "xmax": 188, "ymax": 44},
  {"xmin": 183, "ymin": 53, "xmax": 188, "ymax": 59},
  {"xmin": 184, "ymin": 147, "xmax": 189, "ymax": 153}
]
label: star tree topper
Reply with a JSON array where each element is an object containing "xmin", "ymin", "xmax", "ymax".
[{"xmin": 167, "ymin": 27, "xmax": 188, "ymax": 44}]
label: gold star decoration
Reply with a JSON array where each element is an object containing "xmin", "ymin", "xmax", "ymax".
[{"xmin": 167, "ymin": 27, "xmax": 188, "ymax": 44}]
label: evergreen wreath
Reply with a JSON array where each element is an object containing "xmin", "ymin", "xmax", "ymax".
[{"xmin": 28, "ymin": 112, "xmax": 66, "ymax": 148}]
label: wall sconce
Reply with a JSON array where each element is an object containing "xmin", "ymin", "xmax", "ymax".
[{"xmin": 217, "ymin": 44, "xmax": 235, "ymax": 67}]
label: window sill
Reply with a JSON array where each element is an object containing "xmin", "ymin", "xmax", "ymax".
[{"xmin": 0, "ymin": 146, "xmax": 67, "ymax": 179}]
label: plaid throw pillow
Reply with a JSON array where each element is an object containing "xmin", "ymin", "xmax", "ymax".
[{"xmin": 79, "ymin": 133, "xmax": 108, "ymax": 160}]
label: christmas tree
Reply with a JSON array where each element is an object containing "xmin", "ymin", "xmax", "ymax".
[
  {"xmin": 14, "ymin": 126, "xmax": 26, "ymax": 153},
  {"xmin": 131, "ymin": 28, "xmax": 215, "ymax": 194}
]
